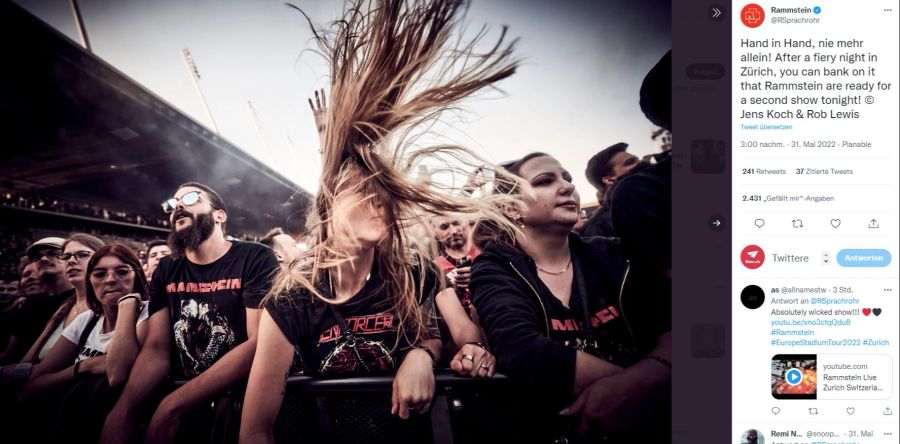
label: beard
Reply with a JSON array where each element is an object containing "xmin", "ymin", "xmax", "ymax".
[
  {"xmin": 169, "ymin": 210, "xmax": 216, "ymax": 257},
  {"xmin": 38, "ymin": 263, "xmax": 65, "ymax": 286},
  {"xmin": 446, "ymin": 234, "xmax": 466, "ymax": 250}
]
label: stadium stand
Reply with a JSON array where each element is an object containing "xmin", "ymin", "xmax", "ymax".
[{"xmin": 0, "ymin": 1, "xmax": 313, "ymax": 246}]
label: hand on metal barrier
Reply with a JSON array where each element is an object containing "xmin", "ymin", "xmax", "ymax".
[
  {"xmin": 391, "ymin": 348, "xmax": 436, "ymax": 419},
  {"xmin": 450, "ymin": 342, "xmax": 495, "ymax": 378}
]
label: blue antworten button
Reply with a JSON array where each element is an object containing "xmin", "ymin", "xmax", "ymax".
[{"xmin": 836, "ymin": 249, "xmax": 892, "ymax": 267}]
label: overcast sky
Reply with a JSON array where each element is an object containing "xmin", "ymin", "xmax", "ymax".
[{"xmin": 15, "ymin": 0, "xmax": 670, "ymax": 204}]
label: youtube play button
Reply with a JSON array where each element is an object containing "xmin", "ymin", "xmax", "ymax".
[{"xmin": 741, "ymin": 245, "xmax": 765, "ymax": 269}]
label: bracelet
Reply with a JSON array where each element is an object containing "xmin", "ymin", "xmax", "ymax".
[
  {"xmin": 464, "ymin": 341, "xmax": 488, "ymax": 351},
  {"xmin": 74, "ymin": 360, "xmax": 81, "ymax": 378},
  {"xmin": 414, "ymin": 346, "xmax": 437, "ymax": 368},
  {"xmin": 117, "ymin": 294, "xmax": 140, "ymax": 305},
  {"xmin": 643, "ymin": 355, "xmax": 671, "ymax": 369}
]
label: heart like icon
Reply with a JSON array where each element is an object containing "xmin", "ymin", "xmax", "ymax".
[
  {"xmin": 830, "ymin": 219, "xmax": 841, "ymax": 228},
  {"xmin": 847, "ymin": 407, "xmax": 855, "ymax": 415},
  {"xmin": 863, "ymin": 308, "xmax": 872, "ymax": 316},
  {"xmin": 873, "ymin": 308, "xmax": 882, "ymax": 316}
]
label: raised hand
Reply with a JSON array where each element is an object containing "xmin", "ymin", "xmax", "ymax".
[{"xmin": 308, "ymin": 88, "xmax": 328, "ymax": 150}]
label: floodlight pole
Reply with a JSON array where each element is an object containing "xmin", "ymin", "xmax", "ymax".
[
  {"xmin": 285, "ymin": 134, "xmax": 304, "ymax": 174},
  {"xmin": 180, "ymin": 48, "xmax": 220, "ymax": 134},
  {"xmin": 247, "ymin": 101, "xmax": 276, "ymax": 169},
  {"xmin": 69, "ymin": 0, "xmax": 91, "ymax": 51}
]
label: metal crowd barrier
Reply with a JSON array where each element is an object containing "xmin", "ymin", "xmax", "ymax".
[{"xmin": 177, "ymin": 370, "xmax": 521, "ymax": 444}]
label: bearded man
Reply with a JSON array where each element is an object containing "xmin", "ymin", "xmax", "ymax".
[{"xmin": 101, "ymin": 182, "xmax": 278, "ymax": 443}]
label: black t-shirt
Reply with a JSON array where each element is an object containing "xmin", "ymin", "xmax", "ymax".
[
  {"xmin": 536, "ymin": 259, "xmax": 638, "ymax": 367},
  {"xmin": 149, "ymin": 241, "xmax": 279, "ymax": 378},
  {"xmin": 266, "ymin": 264, "xmax": 441, "ymax": 378}
]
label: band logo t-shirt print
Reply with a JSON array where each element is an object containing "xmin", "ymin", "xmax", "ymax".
[
  {"xmin": 266, "ymin": 264, "xmax": 441, "ymax": 377},
  {"xmin": 149, "ymin": 241, "xmax": 279, "ymax": 377}
]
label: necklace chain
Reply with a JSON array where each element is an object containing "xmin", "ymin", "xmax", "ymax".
[
  {"xmin": 68, "ymin": 303, "xmax": 87, "ymax": 322},
  {"xmin": 536, "ymin": 258, "xmax": 572, "ymax": 276}
]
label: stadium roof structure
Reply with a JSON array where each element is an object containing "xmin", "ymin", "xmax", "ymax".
[{"xmin": 0, "ymin": 1, "xmax": 313, "ymax": 236}]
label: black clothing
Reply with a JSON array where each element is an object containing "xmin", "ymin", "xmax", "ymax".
[
  {"xmin": 608, "ymin": 156, "xmax": 672, "ymax": 350},
  {"xmin": 608, "ymin": 156, "xmax": 671, "ymax": 271},
  {"xmin": 470, "ymin": 235, "xmax": 658, "ymax": 443},
  {"xmin": 51, "ymin": 374, "xmax": 121, "ymax": 444},
  {"xmin": 149, "ymin": 241, "xmax": 279, "ymax": 378},
  {"xmin": 266, "ymin": 263, "xmax": 441, "ymax": 378},
  {"xmin": 4, "ymin": 288, "xmax": 75, "ymax": 355},
  {"xmin": 578, "ymin": 204, "xmax": 616, "ymax": 238},
  {"xmin": 470, "ymin": 234, "xmax": 637, "ymax": 409},
  {"xmin": 639, "ymin": 50, "xmax": 671, "ymax": 131}
]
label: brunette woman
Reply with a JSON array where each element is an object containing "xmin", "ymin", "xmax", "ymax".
[
  {"xmin": 19, "ymin": 244, "xmax": 150, "ymax": 441},
  {"xmin": 471, "ymin": 153, "xmax": 671, "ymax": 443}
]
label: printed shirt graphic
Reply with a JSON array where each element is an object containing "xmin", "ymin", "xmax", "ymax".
[
  {"xmin": 535, "ymin": 267, "xmax": 638, "ymax": 367},
  {"xmin": 61, "ymin": 301, "xmax": 150, "ymax": 363},
  {"xmin": 267, "ymin": 264, "xmax": 441, "ymax": 377},
  {"xmin": 149, "ymin": 241, "xmax": 279, "ymax": 378},
  {"xmin": 316, "ymin": 307, "xmax": 397, "ymax": 376}
]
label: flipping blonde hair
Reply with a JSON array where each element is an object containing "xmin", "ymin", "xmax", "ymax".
[{"xmin": 270, "ymin": 0, "xmax": 525, "ymax": 350}]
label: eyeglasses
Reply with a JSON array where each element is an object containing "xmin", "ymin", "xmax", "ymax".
[
  {"xmin": 58, "ymin": 251, "xmax": 94, "ymax": 262},
  {"xmin": 161, "ymin": 191, "xmax": 204, "ymax": 214},
  {"xmin": 28, "ymin": 249, "xmax": 60, "ymax": 262},
  {"xmin": 90, "ymin": 267, "xmax": 135, "ymax": 281}
]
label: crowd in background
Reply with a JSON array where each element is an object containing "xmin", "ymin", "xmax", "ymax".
[
  {"xmin": 2, "ymin": 190, "xmax": 171, "ymax": 229},
  {"xmin": 0, "ymin": 1, "xmax": 672, "ymax": 443}
]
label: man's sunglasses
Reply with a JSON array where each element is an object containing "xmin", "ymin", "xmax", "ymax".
[
  {"xmin": 58, "ymin": 251, "xmax": 94, "ymax": 262},
  {"xmin": 162, "ymin": 191, "xmax": 204, "ymax": 214}
]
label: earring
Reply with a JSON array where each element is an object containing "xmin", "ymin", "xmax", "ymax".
[{"xmin": 515, "ymin": 217, "xmax": 525, "ymax": 229}]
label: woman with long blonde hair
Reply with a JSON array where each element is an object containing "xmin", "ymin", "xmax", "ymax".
[{"xmin": 240, "ymin": 1, "xmax": 522, "ymax": 442}]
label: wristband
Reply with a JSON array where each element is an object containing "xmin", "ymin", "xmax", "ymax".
[
  {"xmin": 414, "ymin": 346, "xmax": 437, "ymax": 368},
  {"xmin": 74, "ymin": 360, "xmax": 81, "ymax": 378},
  {"xmin": 464, "ymin": 341, "xmax": 488, "ymax": 351},
  {"xmin": 12, "ymin": 363, "xmax": 33, "ymax": 380},
  {"xmin": 643, "ymin": 355, "xmax": 671, "ymax": 369},
  {"xmin": 117, "ymin": 294, "xmax": 140, "ymax": 305}
]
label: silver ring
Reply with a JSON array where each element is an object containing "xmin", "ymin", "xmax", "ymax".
[
  {"xmin": 462, "ymin": 354, "xmax": 474, "ymax": 362},
  {"xmin": 480, "ymin": 363, "xmax": 490, "ymax": 369}
]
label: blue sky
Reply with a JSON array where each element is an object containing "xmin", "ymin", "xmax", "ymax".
[{"xmin": 16, "ymin": 0, "xmax": 670, "ymax": 203}]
